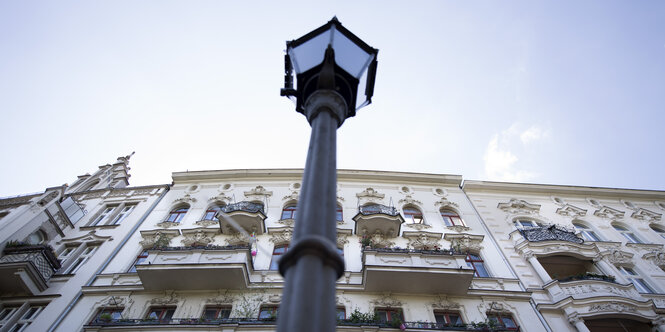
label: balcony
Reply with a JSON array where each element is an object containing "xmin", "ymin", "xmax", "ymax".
[
  {"xmin": 518, "ymin": 225, "xmax": 583, "ymax": 244},
  {"xmin": 362, "ymin": 248, "xmax": 474, "ymax": 294},
  {"xmin": 0, "ymin": 244, "xmax": 61, "ymax": 295},
  {"xmin": 218, "ymin": 202, "xmax": 267, "ymax": 235},
  {"xmin": 353, "ymin": 204, "xmax": 405, "ymax": 238},
  {"xmin": 545, "ymin": 275, "xmax": 645, "ymax": 304},
  {"xmin": 135, "ymin": 245, "xmax": 253, "ymax": 291}
]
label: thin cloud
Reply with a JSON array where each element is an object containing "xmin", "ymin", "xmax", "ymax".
[
  {"xmin": 520, "ymin": 125, "xmax": 549, "ymax": 145},
  {"xmin": 483, "ymin": 124, "xmax": 544, "ymax": 182}
]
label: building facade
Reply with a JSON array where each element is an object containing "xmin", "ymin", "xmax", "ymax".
[{"xmin": 1, "ymin": 163, "xmax": 664, "ymax": 331}]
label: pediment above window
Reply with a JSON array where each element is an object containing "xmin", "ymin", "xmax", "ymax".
[
  {"xmin": 56, "ymin": 230, "xmax": 112, "ymax": 245},
  {"xmin": 497, "ymin": 199, "xmax": 540, "ymax": 215},
  {"xmin": 600, "ymin": 249, "xmax": 634, "ymax": 265},
  {"xmin": 356, "ymin": 187, "xmax": 385, "ymax": 205},
  {"xmin": 631, "ymin": 208, "xmax": 662, "ymax": 222},
  {"xmin": 556, "ymin": 204, "xmax": 587, "ymax": 218},
  {"xmin": 244, "ymin": 186, "xmax": 273, "ymax": 201},
  {"xmin": 173, "ymin": 193, "xmax": 197, "ymax": 205},
  {"xmin": 593, "ymin": 206, "xmax": 625, "ymax": 220}
]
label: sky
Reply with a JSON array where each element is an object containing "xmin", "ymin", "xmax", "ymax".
[{"xmin": 1, "ymin": 1, "xmax": 664, "ymax": 197}]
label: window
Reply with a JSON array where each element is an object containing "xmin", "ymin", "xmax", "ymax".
[
  {"xmin": 337, "ymin": 247, "xmax": 344, "ymax": 258},
  {"xmin": 514, "ymin": 219, "xmax": 542, "ymax": 229},
  {"xmin": 110, "ymin": 205, "xmax": 135, "ymax": 225},
  {"xmin": 58, "ymin": 246, "xmax": 76, "ymax": 261},
  {"xmin": 487, "ymin": 314, "xmax": 518, "ymax": 330},
  {"xmin": 573, "ymin": 222, "xmax": 601, "ymax": 241},
  {"xmin": 270, "ymin": 245, "xmax": 288, "ymax": 270},
  {"xmin": 336, "ymin": 307, "xmax": 346, "ymax": 320},
  {"xmin": 440, "ymin": 209, "xmax": 464, "ymax": 227},
  {"xmin": 166, "ymin": 206, "xmax": 188, "ymax": 223},
  {"xmin": 375, "ymin": 308, "xmax": 404, "ymax": 322},
  {"xmin": 8, "ymin": 305, "xmax": 45, "ymax": 331},
  {"xmin": 618, "ymin": 266, "xmax": 654, "ymax": 293},
  {"xmin": 202, "ymin": 205, "xmax": 223, "ymax": 221},
  {"xmin": 26, "ymin": 230, "xmax": 46, "ymax": 245},
  {"xmin": 64, "ymin": 245, "xmax": 98, "ymax": 274},
  {"xmin": 650, "ymin": 224, "xmax": 665, "ymax": 240},
  {"xmin": 612, "ymin": 224, "xmax": 642, "ymax": 243},
  {"xmin": 128, "ymin": 250, "xmax": 149, "ymax": 273},
  {"xmin": 91, "ymin": 308, "xmax": 124, "ymax": 322},
  {"xmin": 281, "ymin": 205, "xmax": 297, "ymax": 220},
  {"xmin": 258, "ymin": 305, "xmax": 279, "ymax": 319},
  {"xmin": 403, "ymin": 206, "xmax": 424, "ymax": 224},
  {"xmin": 202, "ymin": 306, "xmax": 231, "ymax": 320},
  {"xmin": 145, "ymin": 307, "xmax": 175, "ymax": 322},
  {"xmin": 336, "ymin": 205, "xmax": 343, "ymax": 222},
  {"xmin": 434, "ymin": 311, "xmax": 463, "ymax": 326},
  {"xmin": 465, "ymin": 253, "xmax": 489, "ymax": 277},
  {"xmin": 91, "ymin": 206, "xmax": 116, "ymax": 226}
]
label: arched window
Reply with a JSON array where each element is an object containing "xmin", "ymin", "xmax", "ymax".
[
  {"xmin": 403, "ymin": 206, "xmax": 424, "ymax": 224},
  {"xmin": 650, "ymin": 224, "xmax": 665, "ymax": 240},
  {"xmin": 166, "ymin": 205, "xmax": 189, "ymax": 223},
  {"xmin": 514, "ymin": 219, "xmax": 542, "ymax": 229},
  {"xmin": 270, "ymin": 244, "xmax": 289, "ymax": 270},
  {"xmin": 26, "ymin": 230, "xmax": 46, "ymax": 245},
  {"xmin": 336, "ymin": 205, "xmax": 343, "ymax": 222},
  {"xmin": 573, "ymin": 222, "xmax": 601, "ymax": 241},
  {"xmin": 203, "ymin": 204, "xmax": 223, "ymax": 221},
  {"xmin": 281, "ymin": 204, "xmax": 297, "ymax": 220},
  {"xmin": 612, "ymin": 224, "xmax": 642, "ymax": 243},
  {"xmin": 440, "ymin": 209, "xmax": 464, "ymax": 227}
]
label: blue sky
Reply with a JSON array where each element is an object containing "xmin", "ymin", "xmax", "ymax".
[{"xmin": 1, "ymin": 1, "xmax": 664, "ymax": 197}]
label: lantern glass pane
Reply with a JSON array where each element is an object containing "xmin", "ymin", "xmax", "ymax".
[
  {"xmin": 289, "ymin": 30, "xmax": 331, "ymax": 74},
  {"xmin": 332, "ymin": 29, "xmax": 373, "ymax": 78}
]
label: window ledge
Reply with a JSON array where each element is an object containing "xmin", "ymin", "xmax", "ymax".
[{"xmin": 80, "ymin": 225, "xmax": 120, "ymax": 231}]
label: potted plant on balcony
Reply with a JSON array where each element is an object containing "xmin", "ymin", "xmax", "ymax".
[
  {"xmin": 98, "ymin": 313, "xmax": 113, "ymax": 322},
  {"xmin": 359, "ymin": 236, "xmax": 373, "ymax": 249}
]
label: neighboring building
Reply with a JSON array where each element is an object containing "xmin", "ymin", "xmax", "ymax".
[
  {"xmin": 1, "ymin": 164, "xmax": 664, "ymax": 331},
  {"xmin": 0, "ymin": 155, "xmax": 169, "ymax": 332},
  {"xmin": 463, "ymin": 181, "xmax": 665, "ymax": 331}
]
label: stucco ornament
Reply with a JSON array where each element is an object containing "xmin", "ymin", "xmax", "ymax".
[
  {"xmin": 444, "ymin": 233, "xmax": 484, "ymax": 253},
  {"xmin": 431, "ymin": 296, "xmax": 460, "ymax": 310},
  {"xmin": 434, "ymin": 197, "xmax": 459, "ymax": 209},
  {"xmin": 356, "ymin": 188, "xmax": 385, "ymax": 205},
  {"xmin": 181, "ymin": 229, "xmax": 216, "ymax": 247},
  {"xmin": 337, "ymin": 233, "xmax": 350, "ymax": 247},
  {"xmin": 195, "ymin": 219, "xmax": 219, "ymax": 227},
  {"xmin": 643, "ymin": 250, "xmax": 665, "ymax": 267},
  {"xmin": 244, "ymin": 185, "xmax": 273, "ymax": 201},
  {"xmin": 405, "ymin": 223, "xmax": 431, "ymax": 230},
  {"xmin": 139, "ymin": 230, "xmax": 178, "ymax": 248},
  {"xmin": 497, "ymin": 199, "xmax": 541, "ymax": 215},
  {"xmin": 593, "ymin": 206, "xmax": 625, "ymax": 220},
  {"xmin": 555, "ymin": 204, "xmax": 587, "ymax": 218},
  {"xmin": 173, "ymin": 193, "xmax": 197, "ymax": 205},
  {"xmin": 589, "ymin": 302, "xmax": 637, "ymax": 313},
  {"xmin": 208, "ymin": 193, "xmax": 232, "ymax": 205},
  {"xmin": 206, "ymin": 290, "xmax": 235, "ymax": 304},
  {"xmin": 403, "ymin": 232, "xmax": 442, "ymax": 250},
  {"xmin": 398, "ymin": 194, "xmax": 422, "ymax": 207},
  {"xmin": 101, "ymin": 295, "xmax": 128, "ymax": 307},
  {"xmin": 268, "ymin": 294, "xmax": 282, "ymax": 303},
  {"xmin": 371, "ymin": 294, "xmax": 401, "ymax": 307},
  {"xmin": 282, "ymin": 192, "xmax": 299, "ymax": 202},
  {"xmin": 156, "ymin": 220, "xmax": 181, "ymax": 229},
  {"xmin": 269, "ymin": 227, "xmax": 294, "ymax": 245},
  {"xmin": 151, "ymin": 290, "xmax": 180, "ymax": 305},
  {"xmin": 360, "ymin": 229, "xmax": 395, "ymax": 248},
  {"xmin": 601, "ymin": 249, "xmax": 634, "ymax": 265},
  {"xmin": 631, "ymin": 208, "xmax": 662, "ymax": 222},
  {"xmin": 226, "ymin": 231, "xmax": 251, "ymax": 246}
]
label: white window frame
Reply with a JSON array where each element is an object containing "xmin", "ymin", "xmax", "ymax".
[
  {"xmin": 618, "ymin": 266, "xmax": 654, "ymax": 293},
  {"xmin": 58, "ymin": 244, "xmax": 99, "ymax": 274},
  {"xmin": 110, "ymin": 204, "xmax": 136, "ymax": 225},
  {"xmin": 573, "ymin": 222, "xmax": 601, "ymax": 241},
  {"xmin": 3, "ymin": 303, "xmax": 46, "ymax": 331},
  {"xmin": 612, "ymin": 224, "xmax": 642, "ymax": 243},
  {"xmin": 89, "ymin": 203, "xmax": 137, "ymax": 226},
  {"xmin": 514, "ymin": 219, "xmax": 542, "ymax": 229}
]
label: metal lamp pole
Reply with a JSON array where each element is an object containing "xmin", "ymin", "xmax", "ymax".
[{"xmin": 277, "ymin": 18, "xmax": 378, "ymax": 332}]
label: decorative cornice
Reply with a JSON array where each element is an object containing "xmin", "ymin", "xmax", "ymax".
[
  {"xmin": 642, "ymin": 250, "xmax": 665, "ymax": 267},
  {"xmin": 282, "ymin": 191, "xmax": 299, "ymax": 202},
  {"xmin": 398, "ymin": 195, "xmax": 422, "ymax": 207},
  {"xmin": 593, "ymin": 206, "xmax": 625, "ymax": 220},
  {"xmin": 244, "ymin": 186, "xmax": 273, "ymax": 201},
  {"xmin": 444, "ymin": 233, "xmax": 484, "ymax": 253},
  {"xmin": 402, "ymin": 231, "xmax": 443, "ymax": 250},
  {"xmin": 208, "ymin": 193, "xmax": 233, "ymax": 204},
  {"xmin": 173, "ymin": 193, "xmax": 197, "ymax": 206},
  {"xmin": 631, "ymin": 208, "xmax": 662, "ymax": 222},
  {"xmin": 556, "ymin": 204, "xmax": 587, "ymax": 218},
  {"xmin": 434, "ymin": 197, "xmax": 459, "ymax": 209},
  {"xmin": 56, "ymin": 230, "xmax": 113, "ymax": 244}
]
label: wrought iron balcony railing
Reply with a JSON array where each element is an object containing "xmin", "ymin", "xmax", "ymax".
[
  {"xmin": 221, "ymin": 201, "xmax": 265, "ymax": 214},
  {"xmin": 518, "ymin": 225, "xmax": 584, "ymax": 244},
  {"xmin": 0, "ymin": 245, "xmax": 61, "ymax": 281},
  {"xmin": 86, "ymin": 318, "xmax": 518, "ymax": 331},
  {"xmin": 557, "ymin": 273, "xmax": 617, "ymax": 283},
  {"xmin": 152, "ymin": 245, "xmax": 250, "ymax": 251},
  {"xmin": 358, "ymin": 204, "xmax": 399, "ymax": 216},
  {"xmin": 363, "ymin": 247, "xmax": 458, "ymax": 255}
]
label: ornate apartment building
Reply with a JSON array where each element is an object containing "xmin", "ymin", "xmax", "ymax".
[{"xmin": 0, "ymin": 159, "xmax": 664, "ymax": 331}]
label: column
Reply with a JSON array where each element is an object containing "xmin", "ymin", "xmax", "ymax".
[
  {"xmin": 527, "ymin": 253, "xmax": 552, "ymax": 284},
  {"xmin": 569, "ymin": 316, "xmax": 591, "ymax": 332}
]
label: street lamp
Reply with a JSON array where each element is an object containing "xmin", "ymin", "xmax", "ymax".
[{"xmin": 277, "ymin": 17, "xmax": 378, "ymax": 332}]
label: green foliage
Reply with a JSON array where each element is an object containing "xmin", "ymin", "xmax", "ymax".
[
  {"xmin": 348, "ymin": 308, "xmax": 378, "ymax": 323},
  {"xmin": 5, "ymin": 240, "xmax": 29, "ymax": 248},
  {"xmin": 231, "ymin": 293, "xmax": 261, "ymax": 319},
  {"xmin": 99, "ymin": 313, "xmax": 113, "ymax": 321}
]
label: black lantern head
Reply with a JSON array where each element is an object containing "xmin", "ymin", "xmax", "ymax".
[{"xmin": 281, "ymin": 17, "xmax": 378, "ymax": 118}]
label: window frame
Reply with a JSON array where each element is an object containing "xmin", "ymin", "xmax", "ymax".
[
  {"xmin": 434, "ymin": 311, "xmax": 464, "ymax": 326},
  {"xmin": 465, "ymin": 253, "xmax": 490, "ymax": 277},
  {"xmin": 91, "ymin": 307, "xmax": 124, "ymax": 322},
  {"xmin": 487, "ymin": 313, "xmax": 518, "ymax": 330},
  {"xmin": 374, "ymin": 307, "xmax": 404, "ymax": 323},
  {"xmin": 618, "ymin": 266, "xmax": 654, "ymax": 294},
  {"xmin": 612, "ymin": 224, "xmax": 642, "ymax": 244},
  {"xmin": 270, "ymin": 244, "xmax": 289, "ymax": 270},
  {"xmin": 166, "ymin": 206, "xmax": 189, "ymax": 223},
  {"xmin": 336, "ymin": 205, "xmax": 343, "ymax": 222},
  {"xmin": 281, "ymin": 205, "xmax": 297, "ymax": 220},
  {"xmin": 202, "ymin": 204, "xmax": 223, "ymax": 221},
  {"xmin": 145, "ymin": 307, "xmax": 176, "ymax": 322},
  {"xmin": 8, "ymin": 304, "xmax": 45, "ymax": 331},
  {"xmin": 650, "ymin": 224, "xmax": 665, "ymax": 240},
  {"xmin": 403, "ymin": 206, "xmax": 424, "ymax": 224},
  {"xmin": 440, "ymin": 209, "xmax": 464, "ymax": 227},
  {"xmin": 201, "ymin": 306, "xmax": 232, "ymax": 321},
  {"xmin": 110, "ymin": 204, "xmax": 136, "ymax": 225},
  {"xmin": 514, "ymin": 219, "xmax": 542, "ymax": 229},
  {"xmin": 258, "ymin": 305, "xmax": 279, "ymax": 320},
  {"xmin": 128, "ymin": 250, "xmax": 149, "ymax": 273},
  {"xmin": 573, "ymin": 222, "xmax": 601, "ymax": 242}
]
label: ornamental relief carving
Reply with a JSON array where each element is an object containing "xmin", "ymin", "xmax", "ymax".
[
  {"xmin": 195, "ymin": 219, "xmax": 219, "ymax": 227},
  {"xmin": 360, "ymin": 229, "xmax": 395, "ymax": 248},
  {"xmin": 556, "ymin": 204, "xmax": 587, "ymax": 218},
  {"xmin": 600, "ymin": 249, "xmax": 634, "ymax": 265},
  {"xmin": 398, "ymin": 195, "xmax": 423, "ymax": 207},
  {"xmin": 404, "ymin": 223, "xmax": 432, "ymax": 230},
  {"xmin": 151, "ymin": 290, "xmax": 180, "ymax": 305},
  {"xmin": 139, "ymin": 230, "xmax": 179, "ymax": 248},
  {"xmin": 561, "ymin": 283, "xmax": 633, "ymax": 298},
  {"xmin": 403, "ymin": 232, "xmax": 442, "ymax": 250},
  {"xmin": 181, "ymin": 229, "xmax": 217, "ymax": 247},
  {"xmin": 371, "ymin": 294, "xmax": 401, "ymax": 308},
  {"xmin": 269, "ymin": 227, "xmax": 294, "ymax": 245},
  {"xmin": 431, "ymin": 296, "xmax": 461, "ymax": 310},
  {"xmin": 356, "ymin": 188, "xmax": 385, "ymax": 204},
  {"xmin": 244, "ymin": 186, "xmax": 273, "ymax": 201},
  {"xmin": 497, "ymin": 199, "xmax": 540, "ymax": 215},
  {"xmin": 444, "ymin": 233, "xmax": 484, "ymax": 253},
  {"xmin": 593, "ymin": 206, "xmax": 625, "ymax": 220},
  {"xmin": 282, "ymin": 191, "xmax": 299, "ymax": 202},
  {"xmin": 589, "ymin": 302, "xmax": 637, "ymax": 313},
  {"xmin": 208, "ymin": 193, "xmax": 232, "ymax": 205},
  {"xmin": 206, "ymin": 290, "xmax": 235, "ymax": 304},
  {"xmin": 156, "ymin": 221, "xmax": 181, "ymax": 229},
  {"xmin": 225, "ymin": 232, "xmax": 251, "ymax": 246},
  {"xmin": 434, "ymin": 197, "xmax": 459, "ymax": 209},
  {"xmin": 446, "ymin": 225, "xmax": 471, "ymax": 233},
  {"xmin": 173, "ymin": 193, "xmax": 197, "ymax": 205},
  {"xmin": 100, "ymin": 295, "xmax": 131, "ymax": 307},
  {"xmin": 643, "ymin": 250, "xmax": 665, "ymax": 267},
  {"xmin": 631, "ymin": 208, "xmax": 662, "ymax": 222},
  {"xmin": 337, "ymin": 233, "xmax": 350, "ymax": 247}
]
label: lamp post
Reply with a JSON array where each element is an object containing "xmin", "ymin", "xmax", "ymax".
[{"xmin": 277, "ymin": 17, "xmax": 378, "ymax": 332}]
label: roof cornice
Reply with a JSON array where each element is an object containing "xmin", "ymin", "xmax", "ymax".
[
  {"xmin": 172, "ymin": 169, "xmax": 462, "ymax": 186},
  {"xmin": 462, "ymin": 180, "xmax": 665, "ymax": 199}
]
